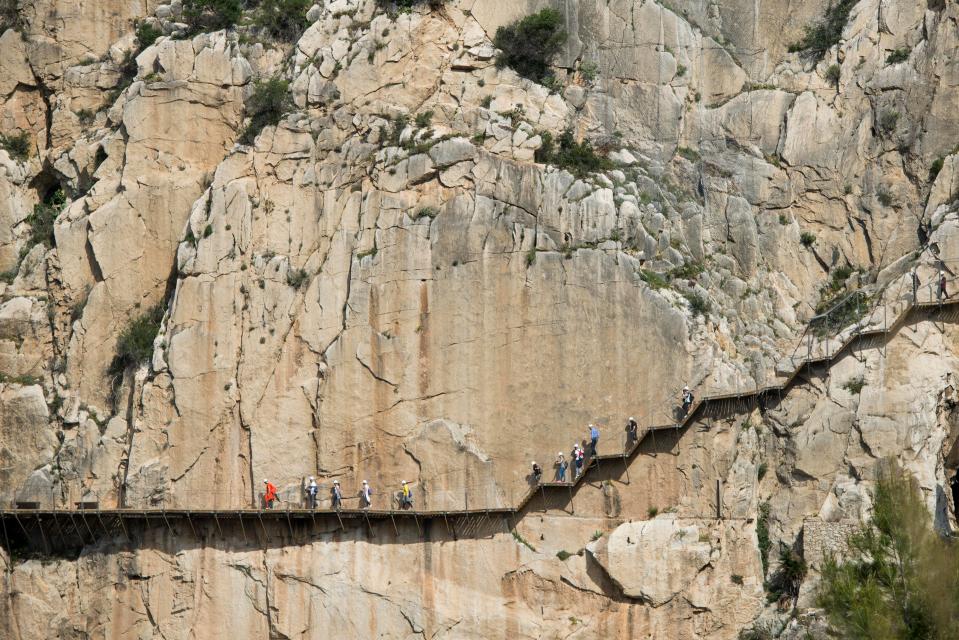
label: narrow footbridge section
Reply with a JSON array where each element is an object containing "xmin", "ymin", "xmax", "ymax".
[{"xmin": 3, "ymin": 287, "xmax": 958, "ymax": 555}]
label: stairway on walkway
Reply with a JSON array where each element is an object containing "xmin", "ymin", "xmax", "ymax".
[{"xmin": 6, "ymin": 272, "xmax": 959, "ymax": 522}]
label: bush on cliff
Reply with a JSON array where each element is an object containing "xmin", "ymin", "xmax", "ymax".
[
  {"xmin": 253, "ymin": 0, "xmax": 311, "ymax": 41},
  {"xmin": 0, "ymin": 131, "xmax": 31, "ymax": 161},
  {"xmin": 788, "ymin": 0, "xmax": 858, "ymax": 59},
  {"xmin": 494, "ymin": 8, "xmax": 567, "ymax": 83},
  {"xmin": 816, "ymin": 459, "xmax": 959, "ymax": 638},
  {"xmin": 240, "ymin": 76, "xmax": 291, "ymax": 144},
  {"xmin": 109, "ymin": 304, "xmax": 165, "ymax": 379},
  {"xmin": 534, "ymin": 129, "xmax": 612, "ymax": 177},
  {"xmin": 376, "ymin": 0, "xmax": 447, "ymax": 11},
  {"xmin": 26, "ymin": 189, "xmax": 66, "ymax": 249},
  {"xmin": 182, "ymin": 0, "xmax": 243, "ymax": 33}
]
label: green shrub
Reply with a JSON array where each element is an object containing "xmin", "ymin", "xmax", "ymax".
[
  {"xmin": 75, "ymin": 108, "xmax": 95, "ymax": 124},
  {"xmin": 493, "ymin": 8, "xmax": 567, "ymax": 83},
  {"xmin": 253, "ymin": 0, "xmax": 310, "ymax": 41},
  {"xmin": 0, "ymin": 373, "xmax": 43, "ymax": 386},
  {"xmin": 731, "ymin": 574, "xmax": 744, "ymax": 585},
  {"xmin": 788, "ymin": 0, "xmax": 859, "ymax": 59},
  {"xmin": 639, "ymin": 269, "xmax": 669, "ymax": 290},
  {"xmin": 375, "ymin": 0, "xmax": 447, "ymax": 11},
  {"xmin": 800, "ymin": 231, "xmax": 816, "ymax": 247},
  {"xmin": 591, "ymin": 530, "xmax": 603, "ymax": 541},
  {"xmin": 817, "ymin": 459, "xmax": 959, "ymax": 639},
  {"xmin": 541, "ymin": 74, "xmax": 563, "ymax": 93},
  {"xmin": 0, "ymin": 265, "xmax": 17, "ymax": 284},
  {"xmin": 669, "ymin": 261, "xmax": 704, "ymax": 281},
  {"xmin": 135, "ymin": 22, "xmax": 164, "ymax": 48},
  {"xmin": 27, "ymin": 189, "xmax": 66, "ymax": 250},
  {"xmin": 757, "ymin": 462, "xmax": 768, "ymax": 481},
  {"xmin": 757, "ymin": 501, "xmax": 771, "ymax": 575},
  {"xmin": 811, "ymin": 290, "xmax": 870, "ymax": 336},
  {"xmin": 683, "ymin": 291, "xmax": 710, "ymax": 317},
  {"xmin": 182, "ymin": 0, "xmax": 243, "ymax": 33},
  {"xmin": 0, "ymin": 131, "xmax": 30, "ymax": 161},
  {"xmin": 738, "ymin": 621, "xmax": 781, "ymax": 640},
  {"xmin": 556, "ymin": 550, "xmax": 572, "ymax": 561},
  {"xmin": 767, "ymin": 544, "xmax": 808, "ymax": 601},
  {"xmin": 842, "ymin": 376, "xmax": 866, "ymax": 394},
  {"xmin": 525, "ymin": 247, "xmax": 537, "ymax": 267},
  {"xmin": 286, "ymin": 268, "xmax": 309, "ymax": 289},
  {"xmin": 413, "ymin": 206, "xmax": 437, "ymax": 220},
  {"xmin": 511, "ymin": 529, "xmax": 536, "ymax": 552},
  {"xmin": 240, "ymin": 77, "xmax": 291, "ymax": 144},
  {"xmin": 580, "ymin": 61, "xmax": 598, "ymax": 81},
  {"xmin": 885, "ymin": 47, "xmax": 910, "ymax": 64},
  {"xmin": 825, "ymin": 63, "xmax": 841, "ymax": 85},
  {"xmin": 414, "ymin": 110, "xmax": 433, "ymax": 128},
  {"xmin": 0, "ymin": 0, "xmax": 20, "ymax": 31},
  {"xmin": 534, "ymin": 129, "xmax": 612, "ymax": 178},
  {"xmin": 878, "ymin": 110, "xmax": 899, "ymax": 135},
  {"xmin": 877, "ymin": 188, "xmax": 894, "ymax": 207},
  {"xmin": 828, "ymin": 264, "xmax": 854, "ymax": 292},
  {"xmin": 930, "ymin": 157, "xmax": 945, "ymax": 181},
  {"xmin": 356, "ymin": 244, "xmax": 378, "ymax": 260},
  {"xmin": 108, "ymin": 304, "xmax": 165, "ymax": 378},
  {"xmin": 386, "ymin": 113, "xmax": 409, "ymax": 147},
  {"xmin": 647, "ymin": 506, "xmax": 659, "ymax": 518},
  {"xmin": 676, "ymin": 146, "xmax": 700, "ymax": 162}
]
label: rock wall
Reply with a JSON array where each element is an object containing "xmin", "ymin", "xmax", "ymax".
[{"xmin": 2, "ymin": 0, "xmax": 959, "ymax": 637}]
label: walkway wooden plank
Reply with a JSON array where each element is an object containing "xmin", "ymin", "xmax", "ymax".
[{"xmin": 2, "ymin": 292, "xmax": 957, "ymax": 543}]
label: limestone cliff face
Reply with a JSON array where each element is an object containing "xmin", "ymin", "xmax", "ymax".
[{"xmin": 1, "ymin": 0, "xmax": 959, "ymax": 637}]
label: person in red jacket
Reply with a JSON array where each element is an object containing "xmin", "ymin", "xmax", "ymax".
[{"xmin": 263, "ymin": 478, "xmax": 278, "ymax": 509}]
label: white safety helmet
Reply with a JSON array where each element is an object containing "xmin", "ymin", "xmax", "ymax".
[
  {"xmin": 362, "ymin": 480, "xmax": 368, "ymax": 484},
  {"xmin": 262, "ymin": 479, "xmax": 268, "ymax": 483},
  {"xmin": 401, "ymin": 480, "xmax": 407, "ymax": 484},
  {"xmin": 629, "ymin": 417, "xmax": 635, "ymax": 422},
  {"xmin": 558, "ymin": 452, "xmax": 563, "ymax": 456},
  {"xmin": 333, "ymin": 480, "xmax": 339, "ymax": 485}
]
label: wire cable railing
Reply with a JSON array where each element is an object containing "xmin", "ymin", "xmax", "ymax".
[{"xmin": 8, "ymin": 265, "xmax": 959, "ymax": 516}]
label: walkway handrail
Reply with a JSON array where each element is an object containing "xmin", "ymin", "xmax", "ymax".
[{"xmin": 10, "ymin": 272, "xmax": 959, "ymax": 517}]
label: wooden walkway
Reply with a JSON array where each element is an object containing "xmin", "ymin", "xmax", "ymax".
[{"xmin": 3, "ymin": 288, "xmax": 959, "ymax": 552}]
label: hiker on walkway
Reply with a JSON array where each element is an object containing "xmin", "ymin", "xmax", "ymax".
[
  {"xmin": 681, "ymin": 385, "xmax": 694, "ymax": 418},
  {"xmin": 573, "ymin": 443, "xmax": 585, "ymax": 480},
  {"xmin": 939, "ymin": 270, "xmax": 947, "ymax": 301},
  {"xmin": 589, "ymin": 424, "xmax": 600, "ymax": 456},
  {"xmin": 400, "ymin": 480, "xmax": 413, "ymax": 509},
  {"xmin": 556, "ymin": 452, "xmax": 568, "ymax": 482},
  {"xmin": 330, "ymin": 480, "xmax": 342, "ymax": 509},
  {"xmin": 262, "ymin": 479, "xmax": 278, "ymax": 509},
  {"xmin": 305, "ymin": 476, "xmax": 318, "ymax": 509},
  {"xmin": 361, "ymin": 480, "xmax": 373, "ymax": 509},
  {"xmin": 912, "ymin": 270, "xmax": 920, "ymax": 302},
  {"xmin": 531, "ymin": 461, "xmax": 543, "ymax": 484},
  {"xmin": 626, "ymin": 417, "xmax": 639, "ymax": 445}
]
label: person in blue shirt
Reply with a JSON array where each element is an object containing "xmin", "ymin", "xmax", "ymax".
[
  {"xmin": 589, "ymin": 424, "xmax": 600, "ymax": 456},
  {"xmin": 556, "ymin": 453, "xmax": 568, "ymax": 482},
  {"xmin": 330, "ymin": 480, "xmax": 342, "ymax": 509}
]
